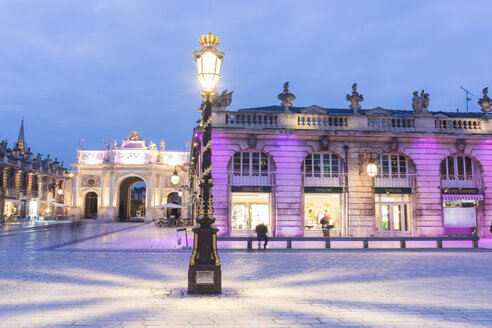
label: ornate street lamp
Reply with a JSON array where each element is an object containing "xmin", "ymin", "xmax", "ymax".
[{"xmin": 188, "ymin": 32, "xmax": 224, "ymax": 294}]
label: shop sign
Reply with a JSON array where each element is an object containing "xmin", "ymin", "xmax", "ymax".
[
  {"xmin": 304, "ymin": 186, "xmax": 343, "ymax": 193},
  {"xmin": 441, "ymin": 188, "xmax": 479, "ymax": 195},
  {"xmin": 231, "ymin": 186, "xmax": 272, "ymax": 193},
  {"xmin": 375, "ymin": 187, "xmax": 412, "ymax": 194}
]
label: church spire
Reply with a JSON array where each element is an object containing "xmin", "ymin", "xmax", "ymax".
[
  {"xmin": 17, "ymin": 118, "xmax": 25, "ymax": 151},
  {"xmin": 12, "ymin": 118, "xmax": 26, "ymax": 157}
]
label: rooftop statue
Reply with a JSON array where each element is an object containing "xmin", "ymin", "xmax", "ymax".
[
  {"xmin": 478, "ymin": 87, "xmax": 491, "ymax": 117},
  {"xmin": 126, "ymin": 130, "xmax": 142, "ymax": 141},
  {"xmin": 277, "ymin": 81, "xmax": 296, "ymax": 112},
  {"xmin": 346, "ymin": 83, "xmax": 364, "ymax": 113},
  {"xmin": 412, "ymin": 90, "xmax": 430, "ymax": 114},
  {"xmin": 160, "ymin": 139, "xmax": 166, "ymax": 151},
  {"xmin": 212, "ymin": 89, "xmax": 233, "ymax": 109}
]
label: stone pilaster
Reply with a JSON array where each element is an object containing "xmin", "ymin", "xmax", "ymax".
[
  {"xmin": 346, "ymin": 147, "xmax": 375, "ymax": 237},
  {"xmin": 27, "ymin": 172, "xmax": 34, "ymax": 198},
  {"xmin": 14, "ymin": 169, "xmax": 22, "ymax": 197}
]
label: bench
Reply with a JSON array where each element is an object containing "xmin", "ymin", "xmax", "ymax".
[{"xmin": 217, "ymin": 236, "xmax": 480, "ymax": 249}]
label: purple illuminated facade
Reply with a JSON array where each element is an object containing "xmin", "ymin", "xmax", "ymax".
[{"xmin": 189, "ymin": 88, "xmax": 492, "ymax": 238}]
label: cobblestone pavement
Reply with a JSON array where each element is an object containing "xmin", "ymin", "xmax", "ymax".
[{"xmin": 1, "ymin": 223, "xmax": 492, "ymax": 328}]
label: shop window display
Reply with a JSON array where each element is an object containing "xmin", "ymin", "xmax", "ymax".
[
  {"xmin": 232, "ymin": 193, "xmax": 269, "ymax": 231},
  {"xmin": 304, "ymin": 194, "xmax": 341, "ymax": 230}
]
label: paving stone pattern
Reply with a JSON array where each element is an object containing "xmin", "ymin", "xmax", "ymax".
[{"xmin": 0, "ymin": 222, "xmax": 492, "ymax": 328}]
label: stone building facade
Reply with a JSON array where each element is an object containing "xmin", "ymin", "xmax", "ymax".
[
  {"xmin": 190, "ymin": 85, "xmax": 492, "ymax": 238},
  {"xmin": 0, "ymin": 120, "xmax": 70, "ymax": 222},
  {"xmin": 70, "ymin": 132, "xmax": 190, "ymax": 221}
]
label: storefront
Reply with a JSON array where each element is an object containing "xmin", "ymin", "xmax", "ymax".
[
  {"xmin": 29, "ymin": 200, "xmax": 39, "ymax": 218},
  {"xmin": 303, "ymin": 187, "xmax": 343, "ymax": 234},
  {"xmin": 374, "ymin": 187, "xmax": 412, "ymax": 236},
  {"xmin": 3, "ymin": 199, "xmax": 19, "ymax": 221},
  {"xmin": 442, "ymin": 188, "xmax": 483, "ymax": 235},
  {"xmin": 231, "ymin": 186, "xmax": 272, "ymax": 233}
]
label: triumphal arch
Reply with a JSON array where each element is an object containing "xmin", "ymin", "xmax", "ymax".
[{"xmin": 71, "ymin": 131, "xmax": 189, "ymax": 221}]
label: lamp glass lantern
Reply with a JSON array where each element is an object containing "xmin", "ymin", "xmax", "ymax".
[
  {"xmin": 171, "ymin": 169, "xmax": 180, "ymax": 185},
  {"xmin": 194, "ymin": 32, "xmax": 224, "ymax": 92},
  {"xmin": 366, "ymin": 162, "xmax": 378, "ymax": 177}
]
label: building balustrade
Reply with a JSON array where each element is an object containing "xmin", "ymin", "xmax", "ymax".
[
  {"xmin": 435, "ymin": 118, "xmax": 481, "ymax": 131},
  {"xmin": 440, "ymin": 175, "xmax": 483, "ymax": 189},
  {"xmin": 229, "ymin": 172, "xmax": 275, "ymax": 186},
  {"xmin": 298, "ymin": 114, "xmax": 348, "ymax": 129},
  {"xmin": 224, "ymin": 112, "xmax": 278, "ymax": 127},
  {"xmin": 374, "ymin": 174, "xmax": 417, "ymax": 188},
  {"xmin": 367, "ymin": 117, "xmax": 415, "ymax": 131},
  {"xmin": 214, "ymin": 111, "xmax": 490, "ymax": 135}
]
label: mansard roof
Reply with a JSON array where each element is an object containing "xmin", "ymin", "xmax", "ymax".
[{"xmin": 237, "ymin": 105, "xmax": 484, "ymax": 118}]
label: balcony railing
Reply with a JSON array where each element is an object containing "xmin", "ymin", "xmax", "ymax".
[
  {"xmin": 374, "ymin": 174, "xmax": 417, "ymax": 188},
  {"xmin": 229, "ymin": 172, "xmax": 275, "ymax": 186},
  {"xmin": 303, "ymin": 173, "xmax": 346, "ymax": 187},
  {"xmin": 440, "ymin": 175, "xmax": 483, "ymax": 189}
]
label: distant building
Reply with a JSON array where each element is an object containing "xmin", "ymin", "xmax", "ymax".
[
  {"xmin": 131, "ymin": 186, "xmax": 146, "ymax": 201},
  {"xmin": 189, "ymin": 84, "xmax": 492, "ymax": 238},
  {"xmin": 70, "ymin": 132, "xmax": 189, "ymax": 220},
  {"xmin": 0, "ymin": 119, "xmax": 70, "ymax": 222}
]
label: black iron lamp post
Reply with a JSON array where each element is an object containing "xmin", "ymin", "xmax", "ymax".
[{"xmin": 187, "ymin": 32, "xmax": 224, "ymax": 295}]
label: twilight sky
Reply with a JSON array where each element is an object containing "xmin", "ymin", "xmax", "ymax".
[{"xmin": 0, "ymin": 0, "xmax": 491, "ymax": 164}]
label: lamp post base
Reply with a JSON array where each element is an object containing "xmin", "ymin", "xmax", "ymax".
[{"xmin": 188, "ymin": 264, "xmax": 222, "ymax": 294}]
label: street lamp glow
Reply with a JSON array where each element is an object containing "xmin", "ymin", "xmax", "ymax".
[
  {"xmin": 57, "ymin": 189, "xmax": 63, "ymax": 195},
  {"xmin": 194, "ymin": 32, "xmax": 224, "ymax": 92},
  {"xmin": 171, "ymin": 169, "xmax": 180, "ymax": 185},
  {"xmin": 367, "ymin": 162, "xmax": 378, "ymax": 177}
]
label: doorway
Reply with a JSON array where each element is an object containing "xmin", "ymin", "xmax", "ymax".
[
  {"xmin": 375, "ymin": 194, "xmax": 411, "ymax": 236},
  {"xmin": 84, "ymin": 192, "xmax": 98, "ymax": 218}
]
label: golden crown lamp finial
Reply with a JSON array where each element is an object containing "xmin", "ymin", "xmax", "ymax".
[{"xmin": 199, "ymin": 32, "xmax": 220, "ymax": 48}]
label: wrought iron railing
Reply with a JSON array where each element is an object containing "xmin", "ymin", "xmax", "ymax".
[
  {"xmin": 228, "ymin": 172, "xmax": 275, "ymax": 186},
  {"xmin": 374, "ymin": 174, "xmax": 417, "ymax": 188}
]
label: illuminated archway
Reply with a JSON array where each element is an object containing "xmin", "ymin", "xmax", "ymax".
[{"xmin": 118, "ymin": 176, "xmax": 146, "ymax": 221}]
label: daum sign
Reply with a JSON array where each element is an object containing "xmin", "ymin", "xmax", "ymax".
[
  {"xmin": 231, "ymin": 186, "xmax": 272, "ymax": 193},
  {"xmin": 303, "ymin": 187, "xmax": 344, "ymax": 193},
  {"xmin": 441, "ymin": 188, "xmax": 480, "ymax": 194},
  {"xmin": 374, "ymin": 187, "xmax": 412, "ymax": 194}
]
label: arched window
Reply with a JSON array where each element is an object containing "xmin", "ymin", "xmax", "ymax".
[
  {"xmin": 230, "ymin": 151, "xmax": 274, "ymax": 186},
  {"xmin": 375, "ymin": 153, "xmax": 416, "ymax": 188},
  {"xmin": 232, "ymin": 151, "xmax": 272, "ymax": 176},
  {"xmin": 440, "ymin": 155, "xmax": 474, "ymax": 181},
  {"xmin": 379, "ymin": 154, "xmax": 408, "ymax": 178},
  {"xmin": 303, "ymin": 153, "xmax": 341, "ymax": 177}
]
